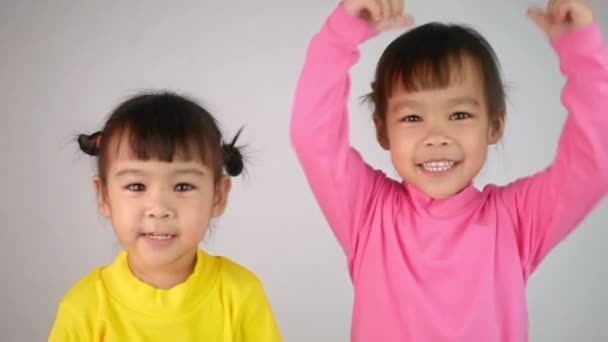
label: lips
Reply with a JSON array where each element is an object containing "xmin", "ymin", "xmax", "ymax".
[
  {"xmin": 421, "ymin": 160, "xmax": 455, "ymax": 172},
  {"xmin": 141, "ymin": 232, "xmax": 177, "ymax": 240},
  {"xmin": 416, "ymin": 159, "xmax": 462, "ymax": 174}
]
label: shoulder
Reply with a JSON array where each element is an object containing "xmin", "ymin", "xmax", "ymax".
[
  {"xmin": 481, "ymin": 178, "xmax": 528, "ymax": 203},
  {"xmin": 59, "ymin": 267, "xmax": 104, "ymax": 309},
  {"xmin": 200, "ymin": 251, "xmax": 271, "ymax": 304},
  {"xmin": 477, "ymin": 182, "xmax": 522, "ymax": 223},
  {"xmin": 480, "ymin": 183, "xmax": 502, "ymax": 196},
  {"xmin": 50, "ymin": 266, "xmax": 104, "ymax": 335},
  {"xmin": 208, "ymin": 257, "xmax": 282, "ymax": 340},
  {"xmin": 215, "ymin": 256, "xmax": 265, "ymax": 293}
]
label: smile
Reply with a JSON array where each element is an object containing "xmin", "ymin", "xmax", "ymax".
[
  {"xmin": 142, "ymin": 233, "xmax": 176, "ymax": 240},
  {"xmin": 420, "ymin": 160, "xmax": 457, "ymax": 173}
]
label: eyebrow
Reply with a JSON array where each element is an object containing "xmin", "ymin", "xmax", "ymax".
[
  {"xmin": 446, "ymin": 96, "xmax": 481, "ymax": 107},
  {"xmin": 390, "ymin": 96, "xmax": 481, "ymax": 112},
  {"xmin": 115, "ymin": 169, "xmax": 145, "ymax": 178},
  {"xmin": 114, "ymin": 168, "xmax": 206, "ymax": 178},
  {"xmin": 172, "ymin": 168, "xmax": 206, "ymax": 177},
  {"xmin": 389, "ymin": 99, "xmax": 423, "ymax": 112}
]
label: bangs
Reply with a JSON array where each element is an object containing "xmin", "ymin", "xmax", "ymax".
[
  {"xmin": 383, "ymin": 51, "xmax": 470, "ymax": 98},
  {"xmin": 102, "ymin": 92, "xmax": 222, "ymax": 167},
  {"xmin": 110, "ymin": 122, "xmax": 211, "ymax": 164},
  {"xmin": 367, "ymin": 22, "xmax": 506, "ymax": 119}
]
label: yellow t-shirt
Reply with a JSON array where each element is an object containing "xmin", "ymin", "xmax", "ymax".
[{"xmin": 48, "ymin": 249, "xmax": 282, "ymax": 341}]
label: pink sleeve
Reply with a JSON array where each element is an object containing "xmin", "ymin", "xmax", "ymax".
[
  {"xmin": 499, "ymin": 25, "xmax": 608, "ymax": 277},
  {"xmin": 290, "ymin": 5, "xmax": 394, "ymax": 258}
]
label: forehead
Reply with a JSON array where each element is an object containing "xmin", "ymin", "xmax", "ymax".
[
  {"xmin": 109, "ymin": 159, "xmax": 209, "ymax": 177},
  {"xmin": 104, "ymin": 134, "xmax": 209, "ymax": 173},
  {"xmin": 387, "ymin": 55, "xmax": 486, "ymax": 108},
  {"xmin": 104, "ymin": 130, "xmax": 205, "ymax": 161},
  {"xmin": 107, "ymin": 157, "xmax": 211, "ymax": 181}
]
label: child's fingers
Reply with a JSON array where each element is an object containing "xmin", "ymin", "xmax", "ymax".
[
  {"xmin": 527, "ymin": 5, "xmax": 550, "ymax": 33},
  {"xmin": 375, "ymin": 21, "xmax": 393, "ymax": 32},
  {"xmin": 570, "ymin": 1, "xmax": 594, "ymax": 24},
  {"xmin": 403, "ymin": 13, "xmax": 414, "ymax": 26},
  {"xmin": 561, "ymin": 1, "xmax": 592, "ymax": 24},
  {"xmin": 377, "ymin": 0, "xmax": 392, "ymax": 21},
  {"xmin": 553, "ymin": 2, "xmax": 570, "ymax": 23},
  {"xmin": 395, "ymin": 14, "xmax": 414, "ymax": 28},
  {"xmin": 392, "ymin": 0, "xmax": 404, "ymax": 18},
  {"xmin": 375, "ymin": 14, "xmax": 414, "ymax": 32},
  {"xmin": 384, "ymin": 0, "xmax": 394, "ymax": 19},
  {"xmin": 364, "ymin": 0, "xmax": 383, "ymax": 21},
  {"xmin": 548, "ymin": 0, "xmax": 562, "ymax": 13}
]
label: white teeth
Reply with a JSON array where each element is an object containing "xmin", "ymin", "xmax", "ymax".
[
  {"xmin": 422, "ymin": 161, "xmax": 455, "ymax": 172},
  {"xmin": 145, "ymin": 233, "xmax": 173, "ymax": 240}
]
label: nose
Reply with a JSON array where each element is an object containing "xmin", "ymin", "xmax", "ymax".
[
  {"xmin": 145, "ymin": 191, "xmax": 175, "ymax": 219},
  {"xmin": 424, "ymin": 134, "xmax": 451, "ymax": 147},
  {"xmin": 146, "ymin": 206, "xmax": 174, "ymax": 219},
  {"xmin": 423, "ymin": 126, "xmax": 452, "ymax": 147}
]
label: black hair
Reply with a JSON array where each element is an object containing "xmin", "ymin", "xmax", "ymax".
[
  {"xmin": 77, "ymin": 91, "xmax": 245, "ymax": 185},
  {"xmin": 365, "ymin": 22, "xmax": 506, "ymax": 130}
]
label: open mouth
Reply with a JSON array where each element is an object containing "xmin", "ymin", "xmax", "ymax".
[
  {"xmin": 141, "ymin": 233, "xmax": 176, "ymax": 241},
  {"xmin": 419, "ymin": 160, "xmax": 458, "ymax": 173}
]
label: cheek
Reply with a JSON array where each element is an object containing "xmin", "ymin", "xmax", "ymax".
[
  {"xmin": 460, "ymin": 131, "xmax": 490, "ymax": 165},
  {"xmin": 388, "ymin": 126, "xmax": 419, "ymax": 151},
  {"xmin": 388, "ymin": 137, "xmax": 420, "ymax": 171},
  {"xmin": 108, "ymin": 198, "xmax": 139, "ymax": 228},
  {"xmin": 104, "ymin": 186, "xmax": 143, "ymax": 221},
  {"xmin": 457, "ymin": 121, "xmax": 491, "ymax": 143},
  {"xmin": 179, "ymin": 198, "xmax": 213, "ymax": 240},
  {"xmin": 182, "ymin": 189, "xmax": 216, "ymax": 217},
  {"xmin": 107, "ymin": 187, "xmax": 134, "ymax": 208}
]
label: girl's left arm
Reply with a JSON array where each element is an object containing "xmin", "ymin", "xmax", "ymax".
[{"xmin": 500, "ymin": 2, "xmax": 608, "ymax": 277}]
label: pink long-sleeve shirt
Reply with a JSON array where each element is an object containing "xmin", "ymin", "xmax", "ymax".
[{"xmin": 290, "ymin": 5, "xmax": 608, "ymax": 342}]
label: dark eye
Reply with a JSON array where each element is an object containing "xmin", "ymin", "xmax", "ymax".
[
  {"xmin": 126, "ymin": 183, "xmax": 146, "ymax": 192},
  {"xmin": 450, "ymin": 112, "xmax": 471, "ymax": 120},
  {"xmin": 400, "ymin": 115, "xmax": 422, "ymax": 123},
  {"xmin": 175, "ymin": 183, "xmax": 195, "ymax": 192}
]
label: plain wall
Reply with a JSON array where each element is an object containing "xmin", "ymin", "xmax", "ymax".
[{"xmin": 1, "ymin": 0, "xmax": 607, "ymax": 341}]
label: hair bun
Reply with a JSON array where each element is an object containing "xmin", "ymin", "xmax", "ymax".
[
  {"xmin": 222, "ymin": 128, "xmax": 244, "ymax": 177},
  {"xmin": 77, "ymin": 131, "xmax": 101, "ymax": 156}
]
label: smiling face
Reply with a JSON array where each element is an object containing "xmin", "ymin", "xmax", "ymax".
[
  {"xmin": 374, "ymin": 55, "xmax": 503, "ymax": 199},
  {"xmin": 94, "ymin": 137, "xmax": 231, "ymax": 271}
]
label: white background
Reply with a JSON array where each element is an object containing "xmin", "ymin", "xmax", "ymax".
[{"xmin": 1, "ymin": 0, "xmax": 607, "ymax": 341}]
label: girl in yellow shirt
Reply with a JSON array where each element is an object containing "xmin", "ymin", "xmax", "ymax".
[{"xmin": 49, "ymin": 91, "xmax": 282, "ymax": 342}]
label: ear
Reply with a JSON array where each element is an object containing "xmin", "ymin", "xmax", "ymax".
[
  {"xmin": 211, "ymin": 176, "xmax": 232, "ymax": 218},
  {"xmin": 373, "ymin": 114, "xmax": 390, "ymax": 150},
  {"xmin": 93, "ymin": 176, "xmax": 111, "ymax": 218},
  {"xmin": 487, "ymin": 112, "xmax": 505, "ymax": 145}
]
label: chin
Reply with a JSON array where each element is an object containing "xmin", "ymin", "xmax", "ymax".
[
  {"xmin": 425, "ymin": 189, "xmax": 457, "ymax": 200},
  {"xmin": 408, "ymin": 180, "xmax": 463, "ymax": 199}
]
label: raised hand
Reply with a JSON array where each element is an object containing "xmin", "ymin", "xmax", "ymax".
[
  {"xmin": 343, "ymin": 0, "xmax": 414, "ymax": 32},
  {"xmin": 528, "ymin": 0, "xmax": 595, "ymax": 39}
]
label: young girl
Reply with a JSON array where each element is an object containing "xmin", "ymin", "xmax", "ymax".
[
  {"xmin": 49, "ymin": 92, "xmax": 282, "ymax": 341},
  {"xmin": 291, "ymin": 0, "xmax": 607, "ymax": 340}
]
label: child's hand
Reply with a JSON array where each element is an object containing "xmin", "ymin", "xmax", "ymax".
[
  {"xmin": 343, "ymin": 0, "xmax": 414, "ymax": 32},
  {"xmin": 528, "ymin": 0, "xmax": 595, "ymax": 39}
]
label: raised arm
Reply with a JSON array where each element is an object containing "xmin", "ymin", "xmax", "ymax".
[
  {"xmin": 501, "ymin": 1, "xmax": 608, "ymax": 276},
  {"xmin": 290, "ymin": 2, "xmax": 411, "ymax": 257}
]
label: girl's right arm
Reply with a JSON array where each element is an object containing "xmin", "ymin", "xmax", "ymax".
[{"xmin": 290, "ymin": 2, "xmax": 410, "ymax": 258}]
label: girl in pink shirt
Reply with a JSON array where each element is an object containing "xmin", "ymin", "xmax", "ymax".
[{"xmin": 290, "ymin": 0, "xmax": 607, "ymax": 340}]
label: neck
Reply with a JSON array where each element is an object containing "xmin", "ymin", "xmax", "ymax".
[{"xmin": 127, "ymin": 250, "xmax": 197, "ymax": 290}]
